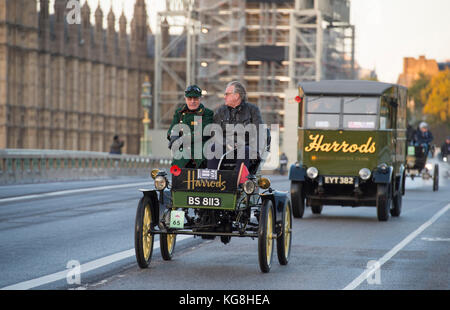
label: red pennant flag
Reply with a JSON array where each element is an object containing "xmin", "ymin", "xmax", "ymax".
[{"xmin": 238, "ymin": 162, "xmax": 249, "ymax": 184}]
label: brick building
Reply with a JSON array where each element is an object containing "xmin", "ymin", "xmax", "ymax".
[
  {"xmin": 397, "ymin": 55, "xmax": 439, "ymax": 88},
  {"xmin": 0, "ymin": 0, "xmax": 154, "ymax": 154}
]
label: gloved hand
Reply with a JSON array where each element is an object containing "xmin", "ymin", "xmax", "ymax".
[{"xmin": 168, "ymin": 135, "xmax": 180, "ymax": 149}]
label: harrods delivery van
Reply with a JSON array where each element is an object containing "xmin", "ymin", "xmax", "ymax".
[{"xmin": 289, "ymin": 80, "xmax": 407, "ymax": 222}]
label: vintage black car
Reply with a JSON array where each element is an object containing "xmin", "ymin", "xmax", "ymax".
[
  {"xmin": 134, "ymin": 144, "xmax": 292, "ymax": 273},
  {"xmin": 289, "ymin": 80, "xmax": 408, "ymax": 221},
  {"xmin": 405, "ymin": 145, "xmax": 439, "ymax": 191}
]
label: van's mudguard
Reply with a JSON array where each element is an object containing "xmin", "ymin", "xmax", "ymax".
[
  {"xmin": 372, "ymin": 166, "xmax": 393, "ymax": 184},
  {"xmin": 260, "ymin": 191, "xmax": 289, "ymax": 225},
  {"xmin": 400, "ymin": 164, "xmax": 406, "ymax": 195},
  {"xmin": 288, "ymin": 164, "xmax": 306, "ymax": 182}
]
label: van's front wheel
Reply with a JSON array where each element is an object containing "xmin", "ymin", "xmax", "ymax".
[
  {"xmin": 376, "ymin": 183, "xmax": 392, "ymax": 222},
  {"xmin": 291, "ymin": 181, "xmax": 305, "ymax": 218}
]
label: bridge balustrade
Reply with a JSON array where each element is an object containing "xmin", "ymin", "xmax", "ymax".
[{"xmin": 0, "ymin": 149, "xmax": 172, "ymax": 185}]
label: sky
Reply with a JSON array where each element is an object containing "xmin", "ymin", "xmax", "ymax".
[
  {"xmin": 350, "ymin": 0, "xmax": 450, "ymax": 83},
  {"xmin": 56, "ymin": 0, "xmax": 450, "ymax": 84}
]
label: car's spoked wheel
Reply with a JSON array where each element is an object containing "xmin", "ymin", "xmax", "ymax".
[
  {"xmin": 160, "ymin": 233, "xmax": 176, "ymax": 261},
  {"xmin": 135, "ymin": 197, "xmax": 154, "ymax": 268},
  {"xmin": 433, "ymin": 164, "xmax": 439, "ymax": 192},
  {"xmin": 291, "ymin": 181, "xmax": 305, "ymax": 218},
  {"xmin": 376, "ymin": 183, "xmax": 391, "ymax": 222},
  {"xmin": 277, "ymin": 198, "xmax": 292, "ymax": 265},
  {"xmin": 258, "ymin": 200, "xmax": 275, "ymax": 273}
]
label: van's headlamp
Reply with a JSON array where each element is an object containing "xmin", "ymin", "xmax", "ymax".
[{"xmin": 306, "ymin": 167, "xmax": 319, "ymax": 179}]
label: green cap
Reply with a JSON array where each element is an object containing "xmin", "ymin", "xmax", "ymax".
[{"xmin": 185, "ymin": 85, "xmax": 202, "ymax": 98}]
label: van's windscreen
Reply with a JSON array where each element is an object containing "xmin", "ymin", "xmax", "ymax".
[
  {"xmin": 305, "ymin": 96, "xmax": 378, "ymax": 129},
  {"xmin": 306, "ymin": 97, "xmax": 340, "ymax": 113},
  {"xmin": 343, "ymin": 97, "xmax": 378, "ymax": 114}
]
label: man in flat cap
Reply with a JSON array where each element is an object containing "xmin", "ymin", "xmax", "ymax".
[{"xmin": 167, "ymin": 85, "xmax": 214, "ymax": 168}]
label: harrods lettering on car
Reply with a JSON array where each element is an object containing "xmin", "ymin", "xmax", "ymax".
[
  {"xmin": 304, "ymin": 134, "xmax": 376, "ymax": 154},
  {"xmin": 183, "ymin": 170, "xmax": 227, "ymax": 191}
]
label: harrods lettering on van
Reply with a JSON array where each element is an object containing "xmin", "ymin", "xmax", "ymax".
[
  {"xmin": 304, "ymin": 134, "xmax": 376, "ymax": 154},
  {"xmin": 183, "ymin": 170, "xmax": 227, "ymax": 191}
]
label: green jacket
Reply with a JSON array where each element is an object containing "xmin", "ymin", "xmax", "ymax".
[{"xmin": 167, "ymin": 103, "xmax": 214, "ymax": 168}]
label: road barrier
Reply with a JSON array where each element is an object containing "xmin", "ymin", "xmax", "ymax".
[{"xmin": 0, "ymin": 149, "xmax": 172, "ymax": 185}]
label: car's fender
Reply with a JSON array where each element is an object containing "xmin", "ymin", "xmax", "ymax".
[
  {"xmin": 138, "ymin": 189, "xmax": 160, "ymax": 224},
  {"xmin": 259, "ymin": 190, "xmax": 289, "ymax": 225}
]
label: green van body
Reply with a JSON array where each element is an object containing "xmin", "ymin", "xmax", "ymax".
[{"xmin": 289, "ymin": 80, "xmax": 407, "ymax": 208}]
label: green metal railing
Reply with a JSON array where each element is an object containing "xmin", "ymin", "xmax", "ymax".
[{"xmin": 0, "ymin": 149, "xmax": 172, "ymax": 185}]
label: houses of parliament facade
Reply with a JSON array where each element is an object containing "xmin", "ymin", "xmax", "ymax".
[{"xmin": 0, "ymin": 0, "xmax": 154, "ymax": 154}]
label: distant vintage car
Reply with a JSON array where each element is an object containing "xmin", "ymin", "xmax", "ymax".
[
  {"xmin": 443, "ymin": 155, "xmax": 450, "ymax": 179},
  {"xmin": 405, "ymin": 145, "xmax": 439, "ymax": 191},
  {"xmin": 134, "ymin": 138, "xmax": 292, "ymax": 273},
  {"xmin": 289, "ymin": 80, "xmax": 408, "ymax": 221}
]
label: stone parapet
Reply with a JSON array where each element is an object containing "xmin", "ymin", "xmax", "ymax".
[{"xmin": 0, "ymin": 149, "xmax": 171, "ymax": 185}]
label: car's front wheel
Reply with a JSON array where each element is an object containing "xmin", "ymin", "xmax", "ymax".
[
  {"xmin": 135, "ymin": 197, "xmax": 154, "ymax": 268},
  {"xmin": 258, "ymin": 199, "xmax": 275, "ymax": 273}
]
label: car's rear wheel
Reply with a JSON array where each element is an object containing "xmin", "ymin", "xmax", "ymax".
[
  {"xmin": 160, "ymin": 233, "xmax": 176, "ymax": 260},
  {"xmin": 291, "ymin": 181, "xmax": 305, "ymax": 218},
  {"xmin": 277, "ymin": 198, "xmax": 292, "ymax": 266},
  {"xmin": 135, "ymin": 197, "xmax": 154, "ymax": 268},
  {"xmin": 258, "ymin": 199, "xmax": 275, "ymax": 273},
  {"xmin": 376, "ymin": 183, "xmax": 391, "ymax": 222},
  {"xmin": 433, "ymin": 164, "xmax": 439, "ymax": 192}
]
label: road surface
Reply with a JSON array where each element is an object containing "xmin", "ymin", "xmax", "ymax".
[{"xmin": 0, "ymin": 162, "xmax": 449, "ymax": 290}]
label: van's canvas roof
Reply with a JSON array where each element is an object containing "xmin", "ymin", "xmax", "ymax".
[{"xmin": 298, "ymin": 80, "xmax": 405, "ymax": 96}]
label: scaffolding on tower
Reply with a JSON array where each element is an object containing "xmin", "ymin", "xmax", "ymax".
[
  {"xmin": 153, "ymin": 0, "xmax": 199, "ymax": 129},
  {"xmin": 154, "ymin": 0, "xmax": 355, "ymax": 129}
]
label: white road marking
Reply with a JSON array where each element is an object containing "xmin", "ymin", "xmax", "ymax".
[
  {"xmin": 343, "ymin": 203, "xmax": 450, "ymax": 290},
  {"xmin": 1, "ymin": 235, "xmax": 192, "ymax": 290},
  {"xmin": 421, "ymin": 237, "xmax": 450, "ymax": 242},
  {"xmin": 0, "ymin": 182, "xmax": 153, "ymax": 204}
]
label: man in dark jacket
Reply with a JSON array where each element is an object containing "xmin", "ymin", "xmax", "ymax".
[
  {"xmin": 207, "ymin": 81, "xmax": 265, "ymax": 171},
  {"xmin": 414, "ymin": 122, "xmax": 434, "ymax": 157},
  {"xmin": 110, "ymin": 135, "xmax": 124, "ymax": 154},
  {"xmin": 167, "ymin": 85, "xmax": 214, "ymax": 168},
  {"xmin": 440, "ymin": 136, "xmax": 450, "ymax": 160}
]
